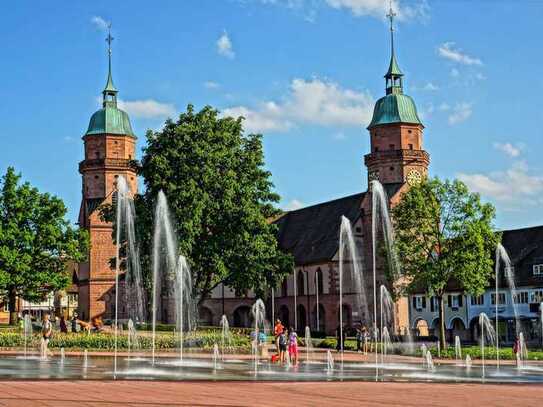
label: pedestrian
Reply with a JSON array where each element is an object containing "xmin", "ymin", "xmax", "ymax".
[
  {"xmin": 59, "ymin": 315, "xmax": 68, "ymax": 333},
  {"xmin": 41, "ymin": 313, "xmax": 53, "ymax": 359},
  {"xmin": 274, "ymin": 319, "xmax": 284, "ymax": 356},
  {"xmin": 71, "ymin": 314, "xmax": 78, "ymax": 333},
  {"xmin": 356, "ymin": 325, "xmax": 363, "ymax": 353},
  {"xmin": 288, "ymin": 327, "xmax": 299, "ymax": 366},
  {"xmin": 278, "ymin": 328, "xmax": 288, "ymax": 364}
]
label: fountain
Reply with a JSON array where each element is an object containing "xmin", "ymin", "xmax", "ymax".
[
  {"xmin": 465, "ymin": 354, "xmax": 472, "ymax": 370},
  {"xmin": 371, "ymin": 180, "xmax": 401, "ymax": 371},
  {"xmin": 517, "ymin": 332, "xmax": 528, "ymax": 369},
  {"xmin": 114, "ymin": 176, "xmax": 147, "ymax": 377},
  {"xmin": 479, "ymin": 312, "xmax": 496, "ymax": 379},
  {"xmin": 380, "ymin": 285, "xmax": 394, "ymax": 365},
  {"xmin": 127, "ymin": 319, "xmax": 140, "ymax": 362},
  {"xmin": 495, "ymin": 243, "xmax": 521, "ymax": 369},
  {"xmin": 23, "ymin": 314, "xmax": 32, "ymax": 359},
  {"xmin": 381, "ymin": 327, "xmax": 391, "ymax": 364},
  {"xmin": 425, "ymin": 351, "xmax": 435, "ymax": 372},
  {"xmin": 220, "ymin": 315, "xmax": 231, "ymax": 357},
  {"xmin": 151, "ymin": 190, "xmax": 180, "ymax": 364},
  {"xmin": 83, "ymin": 349, "xmax": 89, "ymax": 369},
  {"xmin": 454, "ymin": 336, "xmax": 462, "ymax": 363},
  {"xmin": 304, "ymin": 326, "xmax": 314, "ymax": 363},
  {"xmin": 326, "ymin": 349, "xmax": 334, "ymax": 373},
  {"xmin": 174, "ymin": 255, "xmax": 194, "ymax": 362},
  {"xmin": 251, "ymin": 299, "xmax": 267, "ymax": 374},
  {"xmin": 213, "ymin": 343, "xmax": 220, "ymax": 370},
  {"xmin": 338, "ymin": 216, "xmax": 369, "ymax": 358}
]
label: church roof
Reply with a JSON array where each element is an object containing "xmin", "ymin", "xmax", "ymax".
[
  {"xmin": 86, "ymin": 106, "xmax": 135, "ymax": 137},
  {"xmin": 274, "ymin": 192, "xmax": 365, "ymax": 265},
  {"xmin": 368, "ymin": 92, "xmax": 422, "ymax": 129}
]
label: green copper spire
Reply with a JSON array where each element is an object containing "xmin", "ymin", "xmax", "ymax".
[
  {"xmin": 103, "ymin": 24, "xmax": 118, "ymax": 107},
  {"xmin": 367, "ymin": 5, "xmax": 422, "ymax": 129},
  {"xmin": 384, "ymin": 5, "xmax": 403, "ymax": 95},
  {"xmin": 85, "ymin": 24, "xmax": 136, "ymax": 138}
]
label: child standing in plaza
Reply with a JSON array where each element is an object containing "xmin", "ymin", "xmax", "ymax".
[{"xmin": 288, "ymin": 327, "xmax": 299, "ymax": 366}]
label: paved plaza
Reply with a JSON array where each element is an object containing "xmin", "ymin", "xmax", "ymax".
[{"xmin": 0, "ymin": 380, "xmax": 541, "ymax": 407}]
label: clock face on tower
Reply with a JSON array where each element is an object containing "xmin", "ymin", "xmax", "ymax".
[{"xmin": 406, "ymin": 169, "xmax": 422, "ymax": 185}]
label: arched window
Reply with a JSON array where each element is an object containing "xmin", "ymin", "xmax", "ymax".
[
  {"xmin": 233, "ymin": 306, "xmax": 251, "ymax": 328},
  {"xmin": 297, "ymin": 271, "xmax": 305, "ymax": 296},
  {"xmin": 297, "ymin": 304, "xmax": 306, "ymax": 331},
  {"xmin": 279, "ymin": 305, "xmax": 290, "ymax": 328},
  {"xmin": 313, "ymin": 303, "xmax": 326, "ymax": 332},
  {"xmin": 315, "ymin": 268, "xmax": 324, "ymax": 294}
]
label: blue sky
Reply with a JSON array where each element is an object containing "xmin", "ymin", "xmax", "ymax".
[{"xmin": 1, "ymin": 0, "xmax": 542, "ymax": 230}]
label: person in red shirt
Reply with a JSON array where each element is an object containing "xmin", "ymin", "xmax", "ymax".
[{"xmin": 274, "ymin": 319, "xmax": 284, "ymax": 359}]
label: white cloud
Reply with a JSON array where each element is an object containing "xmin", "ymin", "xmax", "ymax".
[
  {"xmin": 493, "ymin": 142, "xmax": 523, "ymax": 158},
  {"xmin": 333, "ymin": 131, "xmax": 346, "ymax": 140},
  {"xmin": 448, "ymin": 102, "xmax": 472, "ymax": 125},
  {"xmin": 325, "ymin": 0, "xmax": 428, "ymax": 20},
  {"xmin": 458, "ymin": 161, "xmax": 543, "ymax": 204},
  {"xmin": 222, "ymin": 78, "xmax": 374, "ymax": 133},
  {"xmin": 63, "ymin": 136, "xmax": 74, "ymax": 142},
  {"xmin": 118, "ymin": 99, "xmax": 176, "ymax": 119},
  {"xmin": 438, "ymin": 42, "xmax": 482, "ymax": 66},
  {"xmin": 91, "ymin": 16, "xmax": 109, "ymax": 31},
  {"xmin": 204, "ymin": 81, "xmax": 220, "ymax": 89},
  {"xmin": 284, "ymin": 199, "xmax": 305, "ymax": 211},
  {"xmin": 450, "ymin": 68, "xmax": 460, "ymax": 78},
  {"xmin": 413, "ymin": 82, "xmax": 439, "ymax": 91},
  {"xmin": 217, "ymin": 31, "xmax": 235, "ymax": 59}
]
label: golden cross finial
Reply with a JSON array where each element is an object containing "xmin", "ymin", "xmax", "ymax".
[{"xmin": 386, "ymin": 1, "xmax": 396, "ymax": 33}]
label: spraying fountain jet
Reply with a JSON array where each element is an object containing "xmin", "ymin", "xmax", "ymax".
[
  {"xmin": 174, "ymin": 255, "xmax": 194, "ymax": 362},
  {"xmin": 479, "ymin": 312, "xmax": 496, "ymax": 380},
  {"xmin": 220, "ymin": 315, "xmax": 231, "ymax": 358},
  {"xmin": 23, "ymin": 314, "xmax": 32, "ymax": 359},
  {"xmin": 251, "ymin": 299, "xmax": 267, "ymax": 375}
]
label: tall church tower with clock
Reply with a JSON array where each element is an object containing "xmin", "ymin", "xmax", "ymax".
[
  {"xmin": 77, "ymin": 27, "xmax": 138, "ymax": 320},
  {"xmin": 364, "ymin": 8, "xmax": 429, "ymax": 187}
]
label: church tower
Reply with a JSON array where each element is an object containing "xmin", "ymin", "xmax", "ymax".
[
  {"xmin": 77, "ymin": 27, "xmax": 138, "ymax": 320},
  {"xmin": 365, "ymin": 8, "xmax": 429, "ymax": 187}
]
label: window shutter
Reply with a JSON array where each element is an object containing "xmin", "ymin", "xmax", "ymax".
[
  {"xmin": 430, "ymin": 297, "xmax": 435, "ymax": 312},
  {"xmin": 447, "ymin": 295, "xmax": 451, "ymax": 308},
  {"xmin": 458, "ymin": 295, "xmax": 463, "ymax": 307},
  {"xmin": 412, "ymin": 296, "xmax": 416, "ymax": 308},
  {"xmin": 422, "ymin": 297, "xmax": 427, "ymax": 309}
]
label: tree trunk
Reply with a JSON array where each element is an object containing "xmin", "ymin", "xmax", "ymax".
[
  {"xmin": 8, "ymin": 287, "xmax": 18, "ymax": 326},
  {"xmin": 438, "ymin": 295, "xmax": 446, "ymax": 350}
]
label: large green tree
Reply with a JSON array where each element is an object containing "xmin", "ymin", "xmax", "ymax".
[
  {"xmin": 391, "ymin": 177, "xmax": 498, "ymax": 348},
  {"xmin": 136, "ymin": 104, "xmax": 292, "ymax": 304},
  {"xmin": 0, "ymin": 167, "xmax": 88, "ymax": 324}
]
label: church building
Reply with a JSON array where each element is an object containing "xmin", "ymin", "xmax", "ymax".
[{"xmin": 201, "ymin": 11, "xmax": 429, "ymax": 334}]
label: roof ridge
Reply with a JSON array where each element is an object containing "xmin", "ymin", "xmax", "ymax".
[{"xmin": 283, "ymin": 192, "xmax": 365, "ymax": 215}]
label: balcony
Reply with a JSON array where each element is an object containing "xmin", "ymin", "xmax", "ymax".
[
  {"xmin": 79, "ymin": 158, "xmax": 139, "ymax": 172},
  {"xmin": 364, "ymin": 149, "xmax": 430, "ymax": 165}
]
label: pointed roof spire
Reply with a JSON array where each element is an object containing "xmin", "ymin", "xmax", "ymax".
[
  {"xmin": 385, "ymin": 3, "xmax": 403, "ymax": 78},
  {"xmin": 103, "ymin": 23, "xmax": 118, "ymax": 97}
]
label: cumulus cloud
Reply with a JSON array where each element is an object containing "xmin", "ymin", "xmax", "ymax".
[
  {"xmin": 91, "ymin": 16, "xmax": 109, "ymax": 31},
  {"xmin": 204, "ymin": 81, "xmax": 220, "ymax": 89},
  {"xmin": 448, "ymin": 102, "xmax": 472, "ymax": 125},
  {"xmin": 458, "ymin": 161, "xmax": 543, "ymax": 205},
  {"xmin": 493, "ymin": 142, "xmax": 522, "ymax": 158},
  {"xmin": 118, "ymin": 99, "xmax": 176, "ymax": 119},
  {"xmin": 222, "ymin": 78, "xmax": 374, "ymax": 133},
  {"xmin": 438, "ymin": 42, "xmax": 482, "ymax": 66},
  {"xmin": 217, "ymin": 31, "xmax": 235, "ymax": 59},
  {"xmin": 325, "ymin": 0, "xmax": 428, "ymax": 20},
  {"xmin": 284, "ymin": 199, "xmax": 305, "ymax": 211}
]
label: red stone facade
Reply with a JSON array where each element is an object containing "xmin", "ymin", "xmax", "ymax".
[{"xmin": 77, "ymin": 134, "xmax": 137, "ymax": 321}]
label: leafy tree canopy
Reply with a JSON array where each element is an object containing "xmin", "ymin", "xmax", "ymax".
[
  {"xmin": 136, "ymin": 105, "xmax": 293, "ymax": 303},
  {"xmin": 0, "ymin": 167, "xmax": 89, "ymax": 324},
  {"xmin": 392, "ymin": 177, "xmax": 498, "ymax": 345}
]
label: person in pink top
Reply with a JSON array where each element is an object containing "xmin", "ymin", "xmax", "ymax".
[{"xmin": 288, "ymin": 327, "xmax": 299, "ymax": 366}]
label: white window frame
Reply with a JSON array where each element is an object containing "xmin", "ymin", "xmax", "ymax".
[
  {"xmin": 530, "ymin": 290, "xmax": 543, "ymax": 303},
  {"xmin": 533, "ymin": 264, "xmax": 543, "ymax": 276},
  {"xmin": 513, "ymin": 291, "xmax": 529, "ymax": 304},
  {"xmin": 415, "ymin": 296, "xmax": 424, "ymax": 310},
  {"xmin": 491, "ymin": 293, "xmax": 506, "ymax": 305},
  {"xmin": 471, "ymin": 295, "xmax": 484, "ymax": 306}
]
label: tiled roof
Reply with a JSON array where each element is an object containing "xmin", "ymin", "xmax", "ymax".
[{"xmin": 274, "ymin": 192, "xmax": 365, "ymax": 265}]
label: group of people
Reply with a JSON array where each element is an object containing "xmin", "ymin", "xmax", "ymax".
[{"xmin": 273, "ymin": 319, "xmax": 299, "ymax": 365}]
